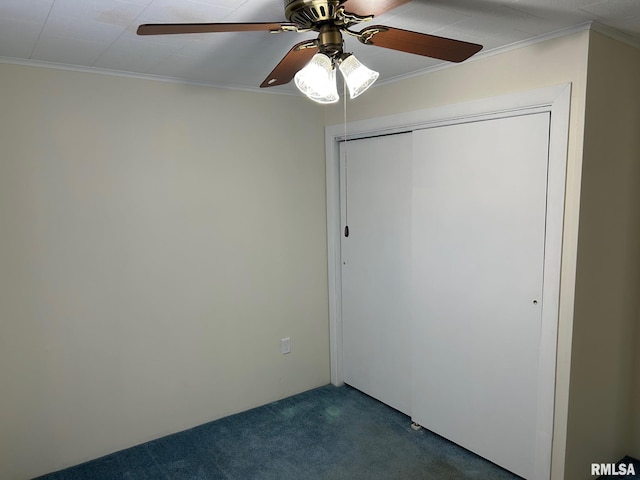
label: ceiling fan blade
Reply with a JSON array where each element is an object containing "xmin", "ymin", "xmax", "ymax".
[
  {"xmin": 260, "ymin": 41, "xmax": 318, "ymax": 88},
  {"xmin": 360, "ymin": 26, "xmax": 483, "ymax": 63},
  {"xmin": 137, "ymin": 22, "xmax": 298, "ymax": 35},
  {"xmin": 340, "ymin": 0, "xmax": 411, "ymax": 17}
]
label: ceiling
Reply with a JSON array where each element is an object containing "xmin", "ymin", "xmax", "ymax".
[{"xmin": 2, "ymin": 0, "xmax": 640, "ymax": 94}]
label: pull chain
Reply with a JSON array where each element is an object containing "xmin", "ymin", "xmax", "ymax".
[{"xmin": 343, "ymin": 80, "xmax": 350, "ymax": 238}]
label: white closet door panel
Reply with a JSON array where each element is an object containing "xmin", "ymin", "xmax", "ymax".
[
  {"xmin": 341, "ymin": 133, "xmax": 412, "ymax": 415},
  {"xmin": 411, "ymin": 113, "xmax": 550, "ymax": 479}
]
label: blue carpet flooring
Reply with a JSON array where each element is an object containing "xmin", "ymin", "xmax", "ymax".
[{"xmin": 36, "ymin": 384, "xmax": 523, "ymax": 480}]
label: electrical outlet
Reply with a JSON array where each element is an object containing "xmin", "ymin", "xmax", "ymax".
[{"xmin": 281, "ymin": 337, "xmax": 291, "ymax": 355}]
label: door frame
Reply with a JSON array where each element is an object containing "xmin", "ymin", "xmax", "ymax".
[{"xmin": 325, "ymin": 83, "xmax": 571, "ymax": 479}]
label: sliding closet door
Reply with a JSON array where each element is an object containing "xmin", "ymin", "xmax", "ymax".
[
  {"xmin": 411, "ymin": 113, "xmax": 550, "ymax": 479},
  {"xmin": 340, "ymin": 133, "xmax": 412, "ymax": 415}
]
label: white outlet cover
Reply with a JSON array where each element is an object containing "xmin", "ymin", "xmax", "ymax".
[{"xmin": 281, "ymin": 337, "xmax": 291, "ymax": 355}]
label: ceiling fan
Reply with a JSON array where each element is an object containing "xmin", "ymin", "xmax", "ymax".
[{"xmin": 137, "ymin": 0, "xmax": 483, "ymax": 102}]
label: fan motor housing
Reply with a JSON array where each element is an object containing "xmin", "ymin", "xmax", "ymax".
[{"xmin": 284, "ymin": 0, "xmax": 341, "ymax": 28}]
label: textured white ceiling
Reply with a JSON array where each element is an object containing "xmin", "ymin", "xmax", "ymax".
[{"xmin": 1, "ymin": 0, "xmax": 639, "ymax": 93}]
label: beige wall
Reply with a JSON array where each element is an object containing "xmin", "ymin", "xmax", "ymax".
[
  {"xmin": 326, "ymin": 29, "xmax": 591, "ymax": 480},
  {"xmin": 565, "ymin": 30, "xmax": 640, "ymax": 478},
  {"xmin": 0, "ymin": 64, "xmax": 330, "ymax": 479}
]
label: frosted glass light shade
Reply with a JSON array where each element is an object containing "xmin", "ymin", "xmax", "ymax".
[
  {"xmin": 338, "ymin": 54, "xmax": 379, "ymax": 99},
  {"xmin": 294, "ymin": 53, "xmax": 339, "ymax": 104}
]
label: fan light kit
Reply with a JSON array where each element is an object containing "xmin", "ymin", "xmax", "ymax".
[
  {"xmin": 338, "ymin": 54, "xmax": 379, "ymax": 99},
  {"xmin": 294, "ymin": 52, "xmax": 378, "ymax": 103},
  {"xmin": 137, "ymin": 0, "xmax": 483, "ymax": 104},
  {"xmin": 294, "ymin": 53, "xmax": 339, "ymax": 103}
]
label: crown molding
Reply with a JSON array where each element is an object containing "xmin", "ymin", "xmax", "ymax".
[
  {"xmin": 2, "ymin": 21, "xmax": 638, "ymax": 94},
  {"xmin": 375, "ymin": 22, "xmax": 594, "ymax": 87},
  {"xmin": 589, "ymin": 21, "xmax": 640, "ymax": 50},
  {"xmin": 0, "ymin": 55, "xmax": 297, "ymax": 95}
]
